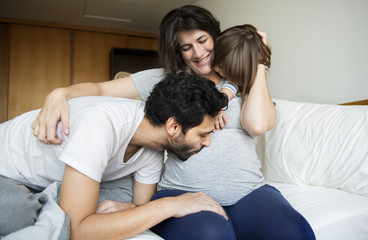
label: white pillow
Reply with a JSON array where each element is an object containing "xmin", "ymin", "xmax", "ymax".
[{"xmin": 263, "ymin": 99, "xmax": 368, "ymax": 196}]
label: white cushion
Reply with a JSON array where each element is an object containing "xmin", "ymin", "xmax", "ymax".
[
  {"xmin": 262, "ymin": 99, "xmax": 368, "ymax": 196},
  {"xmin": 268, "ymin": 181, "xmax": 368, "ymax": 240}
]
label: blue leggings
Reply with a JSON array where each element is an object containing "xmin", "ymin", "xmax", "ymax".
[{"xmin": 151, "ymin": 185, "xmax": 315, "ymax": 240}]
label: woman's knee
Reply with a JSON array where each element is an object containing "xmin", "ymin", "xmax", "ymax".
[
  {"xmin": 192, "ymin": 212, "xmax": 236, "ymax": 240},
  {"xmin": 152, "ymin": 210, "xmax": 236, "ymax": 240},
  {"xmin": 151, "ymin": 190, "xmax": 236, "ymax": 240},
  {"xmin": 227, "ymin": 185, "xmax": 315, "ymax": 240},
  {"xmin": 279, "ymin": 213, "xmax": 316, "ymax": 240}
]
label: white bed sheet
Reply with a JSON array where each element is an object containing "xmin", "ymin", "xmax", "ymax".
[
  {"xmin": 128, "ymin": 230, "xmax": 163, "ymax": 240},
  {"xmin": 269, "ymin": 181, "xmax": 368, "ymax": 240}
]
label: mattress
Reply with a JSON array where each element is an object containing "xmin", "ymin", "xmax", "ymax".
[
  {"xmin": 128, "ymin": 230, "xmax": 163, "ymax": 240},
  {"xmin": 268, "ymin": 182, "xmax": 368, "ymax": 240}
]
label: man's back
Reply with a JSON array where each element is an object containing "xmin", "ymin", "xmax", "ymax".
[{"xmin": 0, "ymin": 97, "xmax": 163, "ymax": 189}]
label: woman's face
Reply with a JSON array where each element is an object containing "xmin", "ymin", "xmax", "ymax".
[{"xmin": 178, "ymin": 30, "xmax": 214, "ymax": 76}]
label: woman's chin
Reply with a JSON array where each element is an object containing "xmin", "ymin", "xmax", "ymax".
[{"xmin": 194, "ymin": 65, "xmax": 213, "ymax": 76}]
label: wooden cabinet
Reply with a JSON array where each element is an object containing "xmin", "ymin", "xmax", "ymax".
[
  {"xmin": 0, "ymin": 17, "xmax": 158, "ymax": 122},
  {"xmin": 8, "ymin": 24, "xmax": 72, "ymax": 119}
]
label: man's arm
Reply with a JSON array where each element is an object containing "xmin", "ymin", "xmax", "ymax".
[
  {"xmin": 60, "ymin": 165, "xmax": 227, "ymax": 240},
  {"xmin": 132, "ymin": 181, "xmax": 157, "ymax": 205}
]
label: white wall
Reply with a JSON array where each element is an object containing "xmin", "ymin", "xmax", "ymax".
[{"xmin": 196, "ymin": 0, "xmax": 368, "ymax": 104}]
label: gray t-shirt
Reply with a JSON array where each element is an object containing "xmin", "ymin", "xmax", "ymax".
[{"xmin": 131, "ymin": 68, "xmax": 264, "ymax": 206}]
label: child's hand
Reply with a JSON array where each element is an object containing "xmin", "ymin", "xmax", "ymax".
[
  {"xmin": 257, "ymin": 30, "xmax": 269, "ymax": 46},
  {"xmin": 214, "ymin": 110, "xmax": 228, "ymax": 130}
]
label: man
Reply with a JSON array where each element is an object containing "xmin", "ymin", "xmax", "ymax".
[{"xmin": 0, "ymin": 72, "xmax": 228, "ymax": 239}]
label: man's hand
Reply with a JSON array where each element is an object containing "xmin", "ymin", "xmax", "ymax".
[
  {"xmin": 96, "ymin": 200, "xmax": 137, "ymax": 214},
  {"xmin": 168, "ymin": 192, "xmax": 228, "ymax": 220}
]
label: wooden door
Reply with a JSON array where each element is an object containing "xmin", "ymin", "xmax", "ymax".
[
  {"xmin": 8, "ymin": 24, "xmax": 71, "ymax": 119},
  {"xmin": 0, "ymin": 23, "xmax": 9, "ymax": 123}
]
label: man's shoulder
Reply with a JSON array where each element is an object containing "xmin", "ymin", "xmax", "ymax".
[
  {"xmin": 68, "ymin": 96, "xmax": 145, "ymax": 127},
  {"xmin": 69, "ymin": 96, "xmax": 143, "ymax": 113}
]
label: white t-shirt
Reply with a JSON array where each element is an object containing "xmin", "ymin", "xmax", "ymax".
[{"xmin": 0, "ymin": 96, "xmax": 164, "ymax": 188}]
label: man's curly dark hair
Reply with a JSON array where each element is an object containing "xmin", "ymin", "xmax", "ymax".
[{"xmin": 145, "ymin": 72, "xmax": 228, "ymax": 134}]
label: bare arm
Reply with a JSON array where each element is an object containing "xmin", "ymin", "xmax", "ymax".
[
  {"xmin": 132, "ymin": 181, "xmax": 157, "ymax": 205},
  {"xmin": 240, "ymin": 64, "xmax": 276, "ymax": 136},
  {"xmin": 32, "ymin": 76, "xmax": 139, "ymax": 144},
  {"xmin": 60, "ymin": 165, "xmax": 227, "ymax": 240}
]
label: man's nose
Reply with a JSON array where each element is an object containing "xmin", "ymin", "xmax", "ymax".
[{"xmin": 201, "ymin": 134, "xmax": 211, "ymax": 147}]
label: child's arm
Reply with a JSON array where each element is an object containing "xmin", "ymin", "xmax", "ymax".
[
  {"xmin": 220, "ymin": 81, "xmax": 238, "ymax": 101},
  {"xmin": 215, "ymin": 81, "xmax": 239, "ymax": 130}
]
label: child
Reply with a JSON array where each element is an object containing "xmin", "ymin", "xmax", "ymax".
[{"xmin": 216, "ymin": 24, "xmax": 271, "ymax": 104}]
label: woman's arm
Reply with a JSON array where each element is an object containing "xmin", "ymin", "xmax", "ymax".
[
  {"xmin": 240, "ymin": 64, "xmax": 276, "ymax": 136},
  {"xmin": 32, "ymin": 76, "xmax": 139, "ymax": 144},
  {"xmin": 60, "ymin": 165, "xmax": 227, "ymax": 240}
]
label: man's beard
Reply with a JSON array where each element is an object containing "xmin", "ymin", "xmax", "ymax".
[{"xmin": 165, "ymin": 132, "xmax": 203, "ymax": 161}]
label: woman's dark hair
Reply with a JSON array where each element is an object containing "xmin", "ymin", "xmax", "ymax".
[
  {"xmin": 159, "ymin": 5, "xmax": 221, "ymax": 74},
  {"xmin": 145, "ymin": 72, "xmax": 228, "ymax": 134},
  {"xmin": 214, "ymin": 24, "xmax": 271, "ymax": 105}
]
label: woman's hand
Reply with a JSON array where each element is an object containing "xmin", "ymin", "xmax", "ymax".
[
  {"xmin": 32, "ymin": 88, "xmax": 70, "ymax": 144},
  {"xmin": 96, "ymin": 200, "xmax": 137, "ymax": 214}
]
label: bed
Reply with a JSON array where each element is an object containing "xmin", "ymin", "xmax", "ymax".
[{"xmin": 259, "ymin": 98, "xmax": 368, "ymax": 239}]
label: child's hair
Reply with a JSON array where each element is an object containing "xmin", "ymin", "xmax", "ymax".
[{"xmin": 214, "ymin": 24, "xmax": 271, "ymax": 104}]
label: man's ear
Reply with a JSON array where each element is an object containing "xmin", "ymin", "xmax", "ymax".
[{"xmin": 166, "ymin": 117, "xmax": 181, "ymax": 137}]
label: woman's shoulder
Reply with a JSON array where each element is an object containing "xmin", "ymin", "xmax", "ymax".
[
  {"xmin": 130, "ymin": 68, "xmax": 166, "ymax": 101},
  {"xmin": 131, "ymin": 68, "xmax": 166, "ymax": 79}
]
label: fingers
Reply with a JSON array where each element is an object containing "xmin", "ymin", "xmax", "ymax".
[
  {"xmin": 199, "ymin": 193, "xmax": 228, "ymax": 220},
  {"xmin": 218, "ymin": 119, "xmax": 224, "ymax": 129},
  {"xmin": 32, "ymin": 117, "xmax": 50, "ymax": 144},
  {"xmin": 214, "ymin": 111, "xmax": 228, "ymax": 130},
  {"xmin": 173, "ymin": 192, "xmax": 228, "ymax": 220},
  {"xmin": 61, "ymin": 107, "xmax": 70, "ymax": 135},
  {"xmin": 46, "ymin": 120, "xmax": 63, "ymax": 144},
  {"xmin": 220, "ymin": 111, "xmax": 228, "ymax": 128},
  {"xmin": 257, "ymin": 30, "xmax": 268, "ymax": 46},
  {"xmin": 214, "ymin": 119, "xmax": 220, "ymax": 130},
  {"xmin": 32, "ymin": 115, "xmax": 63, "ymax": 144}
]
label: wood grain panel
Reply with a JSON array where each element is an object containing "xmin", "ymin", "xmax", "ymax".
[
  {"xmin": 8, "ymin": 24, "xmax": 71, "ymax": 119},
  {"xmin": 0, "ymin": 23, "xmax": 9, "ymax": 123},
  {"xmin": 72, "ymin": 31, "xmax": 128, "ymax": 83},
  {"xmin": 128, "ymin": 36, "xmax": 158, "ymax": 50},
  {"xmin": 340, "ymin": 99, "xmax": 368, "ymax": 105}
]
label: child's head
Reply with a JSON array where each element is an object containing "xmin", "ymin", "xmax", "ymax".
[{"xmin": 214, "ymin": 24, "xmax": 271, "ymax": 98}]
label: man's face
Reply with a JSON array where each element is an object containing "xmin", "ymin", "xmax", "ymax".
[{"xmin": 166, "ymin": 115, "xmax": 215, "ymax": 161}]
